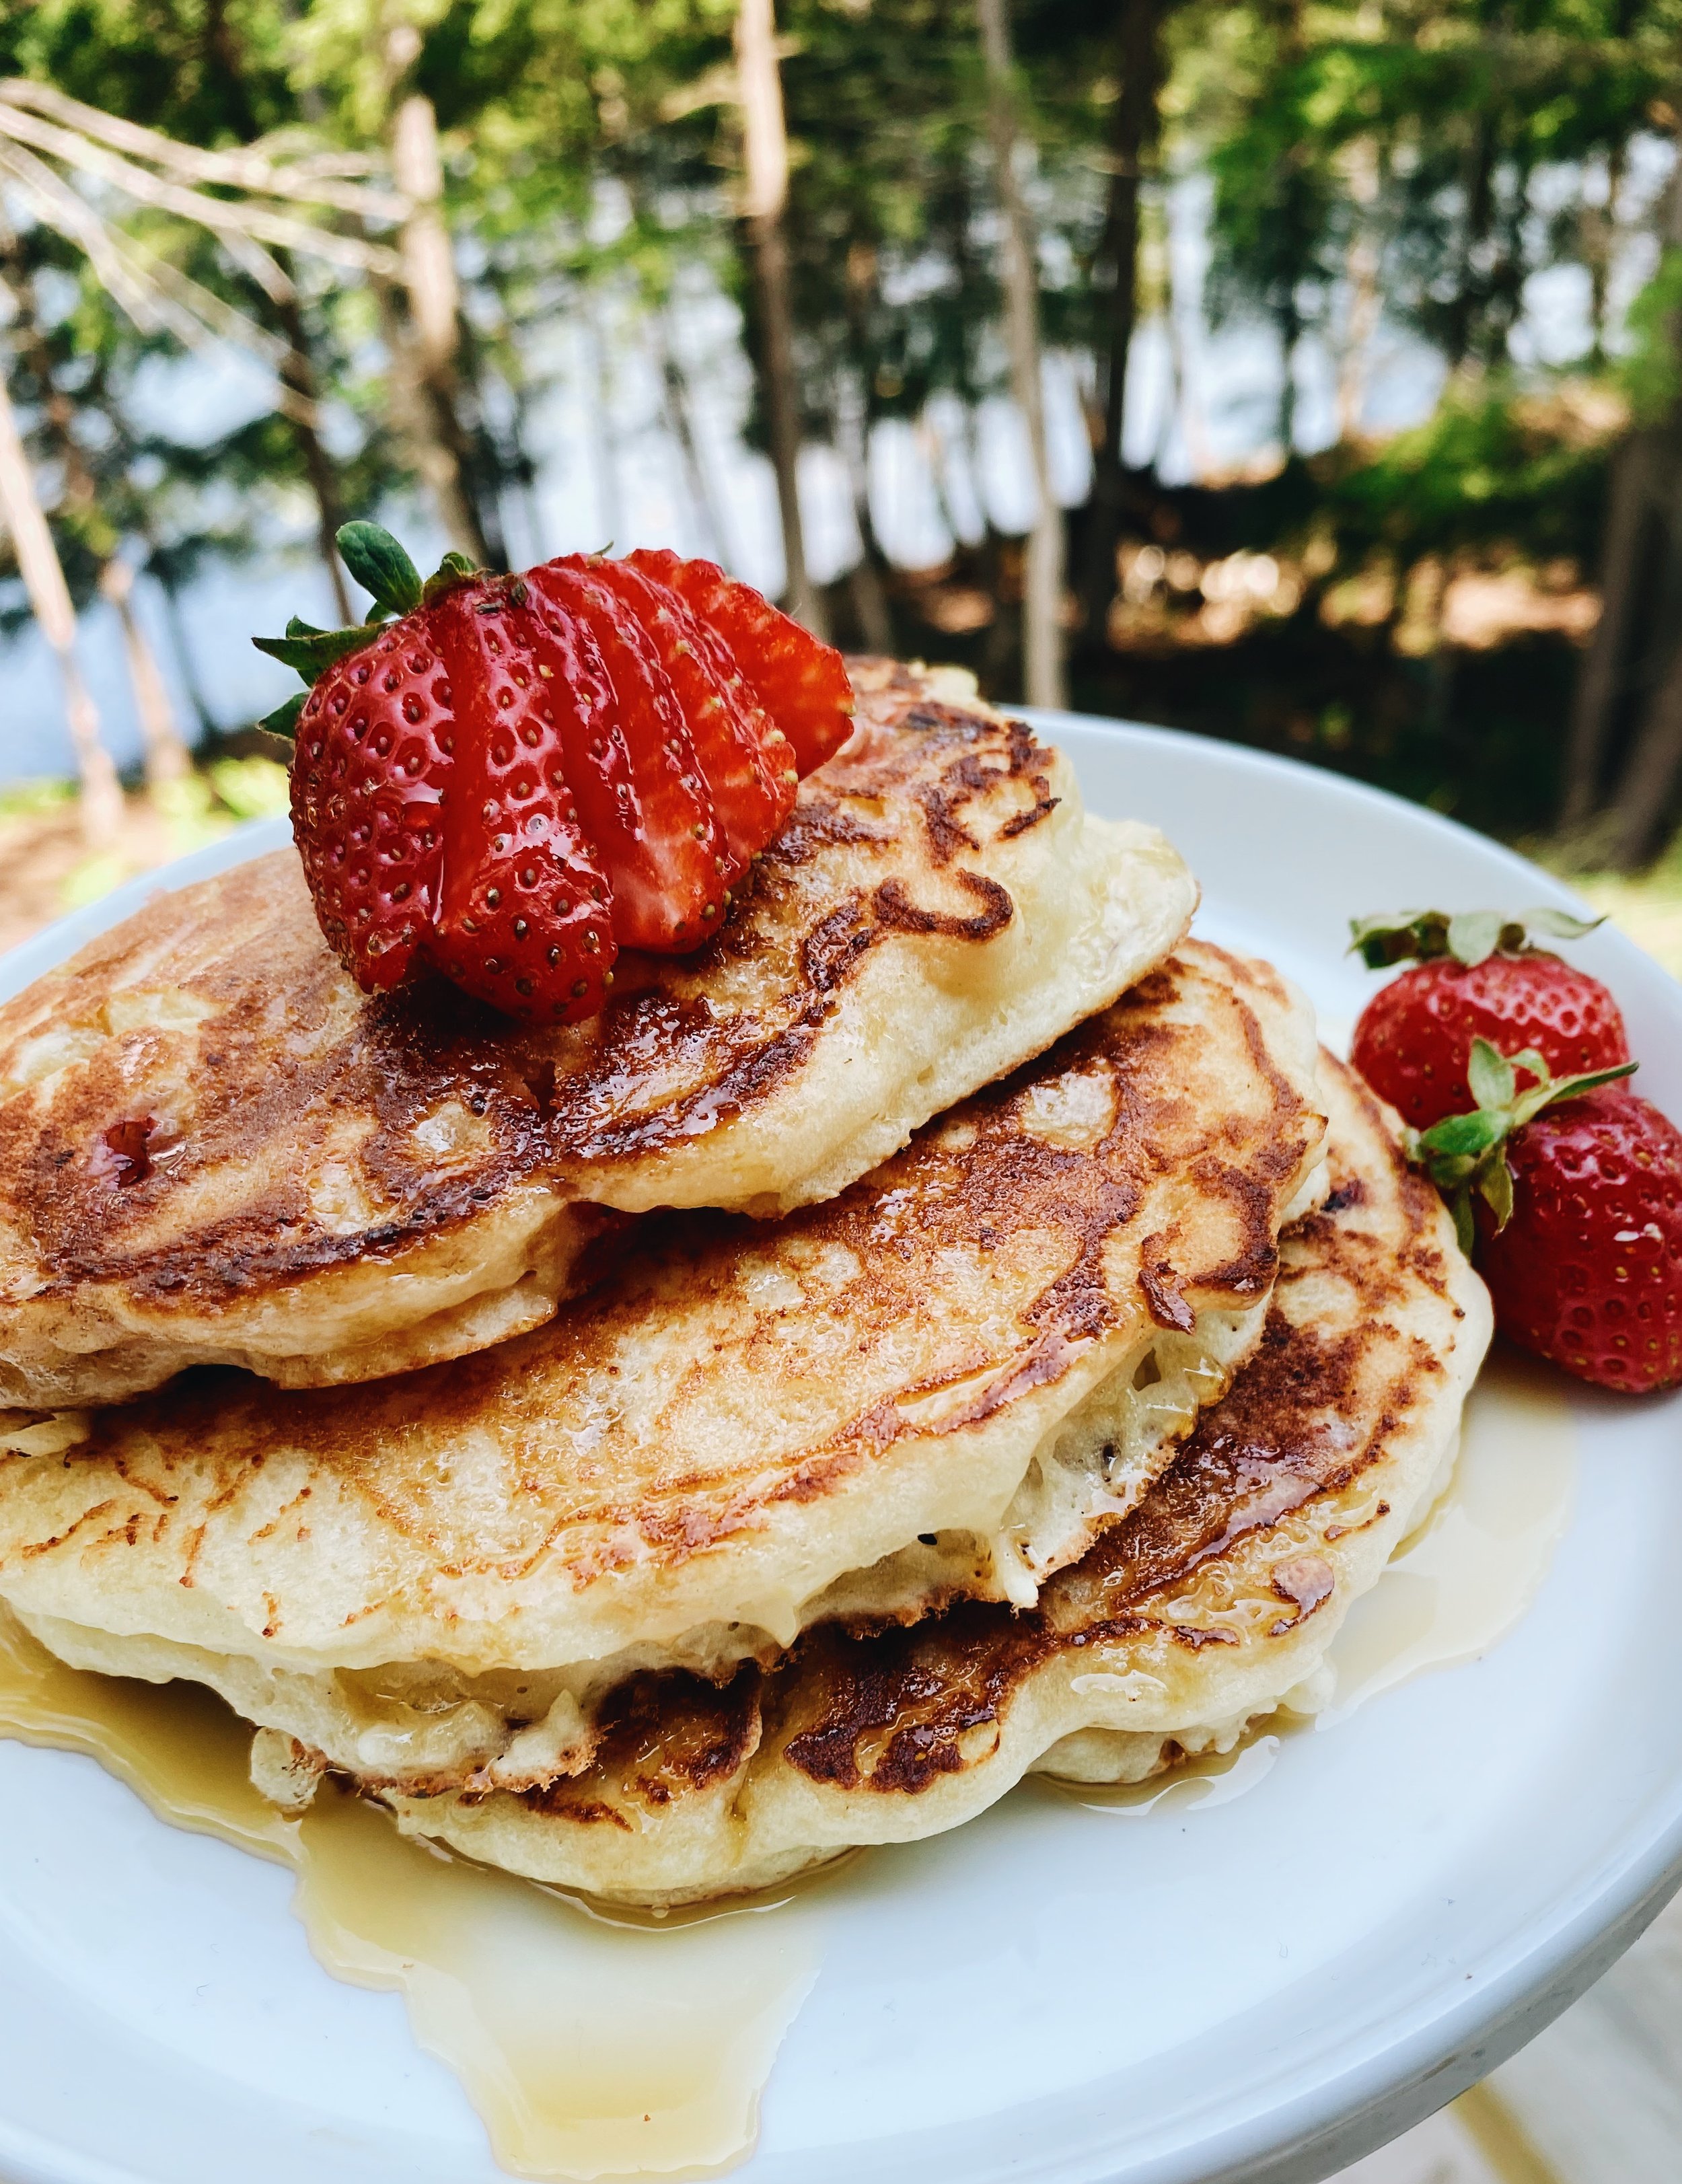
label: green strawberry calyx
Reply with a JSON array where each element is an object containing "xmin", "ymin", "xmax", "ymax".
[
  {"xmin": 1348, "ymin": 905, "xmax": 1604, "ymax": 971},
  {"xmin": 251, "ymin": 521, "xmax": 478, "ymax": 737},
  {"xmin": 1404, "ymin": 1037, "xmax": 1638, "ymax": 1255}
]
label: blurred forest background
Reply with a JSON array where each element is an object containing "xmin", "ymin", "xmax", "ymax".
[{"xmin": 1, "ymin": 0, "xmax": 1680, "ymax": 959}]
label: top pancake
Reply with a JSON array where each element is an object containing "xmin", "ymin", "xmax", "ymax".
[
  {"xmin": 0, "ymin": 943, "xmax": 1325, "ymax": 1708},
  {"xmin": 0, "ymin": 665, "xmax": 1196, "ymax": 1406}
]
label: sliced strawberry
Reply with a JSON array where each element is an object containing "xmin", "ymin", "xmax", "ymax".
[
  {"xmin": 628, "ymin": 548, "xmax": 854, "ymax": 774},
  {"xmin": 427, "ymin": 581, "xmax": 618, "ymax": 1022},
  {"xmin": 268, "ymin": 523, "xmax": 852, "ymax": 1019},
  {"xmin": 525, "ymin": 557, "xmax": 728, "ymax": 952},
  {"xmin": 289, "ymin": 622, "xmax": 452, "ymax": 992},
  {"xmin": 589, "ymin": 558, "xmax": 796, "ymax": 871}
]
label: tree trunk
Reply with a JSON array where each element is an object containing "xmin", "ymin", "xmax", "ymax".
[
  {"xmin": 99, "ymin": 559, "xmax": 188, "ymax": 789},
  {"xmin": 1336, "ymin": 137, "xmax": 1381, "ymax": 443},
  {"xmin": 583, "ymin": 300, "xmax": 623, "ymax": 549},
  {"xmin": 1079, "ymin": 0, "xmax": 1163, "ymax": 642},
  {"xmin": 836, "ymin": 250, "xmax": 895, "ymax": 653},
  {"xmin": 1559, "ymin": 431, "xmax": 1656, "ymax": 830},
  {"xmin": 1607, "ymin": 453, "xmax": 1682, "ymax": 866},
  {"xmin": 148, "ymin": 541, "xmax": 217, "ymax": 739},
  {"xmin": 1159, "ymin": 215, "xmax": 1210, "ymax": 479},
  {"xmin": 1597, "ymin": 161, "xmax": 1682, "ymax": 863},
  {"xmin": 1611, "ymin": 629, "xmax": 1682, "ymax": 869},
  {"xmin": 650, "ymin": 306, "xmax": 733, "ymax": 567},
  {"xmin": 275, "ymin": 289, "xmax": 353, "ymax": 623},
  {"xmin": 978, "ymin": 0, "xmax": 1066, "ymax": 708},
  {"xmin": 390, "ymin": 82, "xmax": 496, "ymax": 566},
  {"xmin": 736, "ymin": 0, "xmax": 823, "ymax": 634},
  {"xmin": 835, "ymin": 366, "xmax": 894, "ymax": 655},
  {"xmin": 1277, "ymin": 290, "xmax": 1303, "ymax": 456},
  {"xmin": 1587, "ymin": 141, "xmax": 1627, "ymax": 369},
  {"xmin": 1445, "ymin": 112, "xmax": 1494, "ymax": 372},
  {"xmin": 0, "ymin": 231, "xmax": 194, "ymax": 791},
  {"xmin": 0, "ymin": 360, "xmax": 122, "ymax": 838}
]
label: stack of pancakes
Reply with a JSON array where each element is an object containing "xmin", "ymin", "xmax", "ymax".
[{"xmin": 0, "ymin": 664, "xmax": 1489, "ymax": 1907}]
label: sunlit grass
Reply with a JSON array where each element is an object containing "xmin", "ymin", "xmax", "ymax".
[{"xmin": 0, "ymin": 779, "xmax": 75, "ymax": 821}]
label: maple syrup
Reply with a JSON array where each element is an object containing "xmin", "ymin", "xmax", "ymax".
[
  {"xmin": 1318, "ymin": 1348, "xmax": 1576, "ymax": 1722},
  {"xmin": 0, "ymin": 1611, "xmax": 818, "ymax": 2181},
  {"xmin": 1038, "ymin": 1349, "xmax": 1576, "ymax": 1815}
]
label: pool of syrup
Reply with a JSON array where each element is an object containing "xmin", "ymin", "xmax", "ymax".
[{"xmin": 0, "ymin": 1614, "xmax": 818, "ymax": 2181}]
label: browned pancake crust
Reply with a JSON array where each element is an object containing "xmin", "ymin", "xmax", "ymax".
[
  {"xmin": 0, "ymin": 682, "xmax": 1040, "ymax": 1303},
  {"xmin": 505, "ymin": 1067, "xmax": 1463, "ymax": 1825}
]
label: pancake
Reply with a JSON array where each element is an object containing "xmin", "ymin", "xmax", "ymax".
[
  {"xmin": 0, "ymin": 944, "xmax": 1327, "ymax": 1794},
  {"xmin": 0, "ymin": 665, "xmax": 1195, "ymax": 1409},
  {"xmin": 266, "ymin": 1054, "xmax": 1486, "ymax": 1906}
]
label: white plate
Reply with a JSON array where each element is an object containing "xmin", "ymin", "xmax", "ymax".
[{"xmin": 1, "ymin": 715, "xmax": 1680, "ymax": 2184}]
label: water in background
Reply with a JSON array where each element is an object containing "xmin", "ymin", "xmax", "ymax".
[{"xmin": 0, "ymin": 155, "xmax": 1665, "ymax": 782}]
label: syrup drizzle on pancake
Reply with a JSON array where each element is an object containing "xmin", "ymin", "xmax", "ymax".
[{"xmin": 1317, "ymin": 1347, "xmax": 1574, "ymax": 1723}]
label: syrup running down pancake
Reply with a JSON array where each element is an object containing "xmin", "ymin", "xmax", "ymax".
[{"xmin": 0, "ymin": 665, "xmax": 1195, "ymax": 1406}]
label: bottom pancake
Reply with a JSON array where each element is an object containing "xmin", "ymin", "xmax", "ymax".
[{"xmin": 261, "ymin": 1054, "xmax": 1488, "ymax": 1905}]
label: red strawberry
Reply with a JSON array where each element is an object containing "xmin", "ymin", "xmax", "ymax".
[
  {"xmin": 1479, "ymin": 1088, "xmax": 1682, "ymax": 1394},
  {"xmin": 525, "ymin": 558, "xmax": 731, "ymax": 951},
  {"xmin": 257, "ymin": 523, "xmax": 852, "ymax": 1021},
  {"xmin": 589, "ymin": 557, "xmax": 798, "ymax": 867},
  {"xmin": 427, "ymin": 581, "xmax": 616, "ymax": 1023},
  {"xmin": 288, "ymin": 621, "xmax": 453, "ymax": 993},
  {"xmin": 1350, "ymin": 906, "xmax": 1628, "ymax": 1131},
  {"xmin": 628, "ymin": 547, "xmax": 854, "ymax": 774}
]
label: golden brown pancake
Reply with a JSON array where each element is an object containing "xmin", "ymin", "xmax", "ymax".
[
  {"xmin": 0, "ymin": 666, "xmax": 1196, "ymax": 1406},
  {"xmin": 270, "ymin": 1055, "xmax": 1486, "ymax": 1906},
  {"xmin": 0, "ymin": 945, "xmax": 1326, "ymax": 1789}
]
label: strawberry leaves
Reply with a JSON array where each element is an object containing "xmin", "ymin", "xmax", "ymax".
[
  {"xmin": 336, "ymin": 521, "xmax": 425, "ymax": 619},
  {"xmin": 1349, "ymin": 906, "xmax": 1603, "ymax": 970},
  {"xmin": 1405, "ymin": 1036, "xmax": 1638, "ymax": 1253},
  {"xmin": 252, "ymin": 524, "xmax": 478, "ymax": 737}
]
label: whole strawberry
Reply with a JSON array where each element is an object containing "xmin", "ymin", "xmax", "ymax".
[
  {"xmin": 256, "ymin": 524, "xmax": 853, "ymax": 1023},
  {"xmin": 1350, "ymin": 906, "xmax": 1629, "ymax": 1132},
  {"xmin": 1479, "ymin": 1087, "xmax": 1682, "ymax": 1395},
  {"xmin": 1402, "ymin": 1037, "xmax": 1682, "ymax": 1394}
]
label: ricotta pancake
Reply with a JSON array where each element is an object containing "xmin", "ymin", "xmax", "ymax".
[
  {"xmin": 279, "ymin": 1056, "xmax": 1489, "ymax": 1905},
  {"xmin": 0, "ymin": 665, "xmax": 1196, "ymax": 1406},
  {"xmin": 0, "ymin": 945, "xmax": 1326, "ymax": 1790}
]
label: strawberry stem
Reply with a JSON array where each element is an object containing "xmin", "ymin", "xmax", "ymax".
[
  {"xmin": 252, "ymin": 622, "xmax": 383, "ymax": 680},
  {"xmin": 1403, "ymin": 1035, "xmax": 1638, "ymax": 1254}
]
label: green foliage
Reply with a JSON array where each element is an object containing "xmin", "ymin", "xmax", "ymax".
[
  {"xmin": 1323, "ymin": 379, "xmax": 1620, "ymax": 565},
  {"xmin": 1621, "ymin": 246, "xmax": 1682, "ymax": 422}
]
